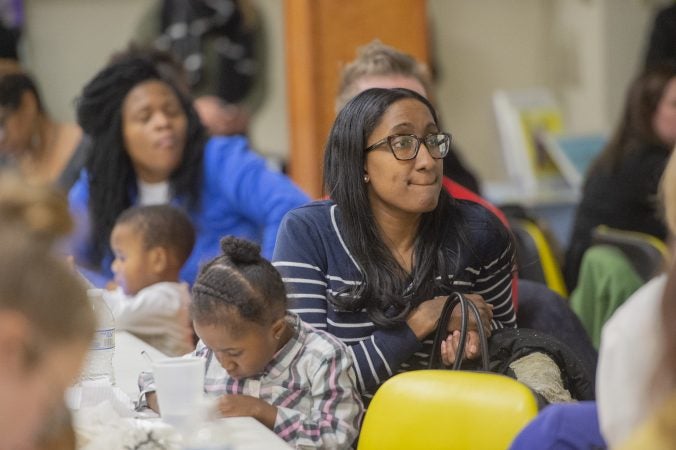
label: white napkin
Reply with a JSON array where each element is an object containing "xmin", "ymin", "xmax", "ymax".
[
  {"xmin": 66, "ymin": 378, "xmax": 135, "ymax": 417},
  {"xmin": 73, "ymin": 401, "xmax": 179, "ymax": 450}
]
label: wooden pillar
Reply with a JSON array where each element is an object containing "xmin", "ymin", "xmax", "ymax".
[{"xmin": 284, "ymin": 0, "xmax": 429, "ymax": 198}]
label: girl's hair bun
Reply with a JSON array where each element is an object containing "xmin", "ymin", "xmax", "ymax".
[{"xmin": 220, "ymin": 236, "xmax": 261, "ymax": 264}]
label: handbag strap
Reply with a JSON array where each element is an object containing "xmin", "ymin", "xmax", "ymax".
[
  {"xmin": 465, "ymin": 296, "xmax": 490, "ymax": 371},
  {"xmin": 428, "ymin": 294, "xmax": 460, "ymax": 370},
  {"xmin": 428, "ymin": 292, "xmax": 489, "ymax": 371}
]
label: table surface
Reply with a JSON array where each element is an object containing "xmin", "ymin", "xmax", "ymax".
[
  {"xmin": 114, "ymin": 330, "xmax": 167, "ymax": 400},
  {"xmin": 113, "ymin": 331, "xmax": 290, "ymax": 449}
]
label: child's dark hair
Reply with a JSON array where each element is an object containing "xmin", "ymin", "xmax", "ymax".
[
  {"xmin": 115, "ymin": 205, "xmax": 195, "ymax": 265},
  {"xmin": 191, "ymin": 236, "xmax": 287, "ymax": 332}
]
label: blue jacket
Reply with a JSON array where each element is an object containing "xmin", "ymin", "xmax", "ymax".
[
  {"xmin": 69, "ymin": 136, "xmax": 309, "ymax": 285},
  {"xmin": 509, "ymin": 401, "xmax": 606, "ymax": 450}
]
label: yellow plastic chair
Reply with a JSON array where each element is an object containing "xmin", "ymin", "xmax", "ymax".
[
  {"xmin": 510, "ymin": 218, "xmax": 568, "ymax": 298},
  {"xmin": 357, "ymin": 370, "xmax": 538, "ymax": 450}
]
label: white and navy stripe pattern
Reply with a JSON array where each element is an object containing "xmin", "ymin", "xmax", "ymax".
[
  {"xmin": 140, "ymin": 313, "xmax": 363, "ymax": 448},
  {"xmin": 272, "ymin": 200, "xmax": 516, "ymax": 401}
]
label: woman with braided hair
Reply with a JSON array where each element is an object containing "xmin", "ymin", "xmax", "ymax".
[{"xmin": 68, "ymin": 54, "xmax": 308, "ymax": 285}]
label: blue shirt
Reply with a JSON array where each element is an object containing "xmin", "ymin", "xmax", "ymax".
[
  {"xmin": 68, "ymin": 136, "xmax": 309, "ymax": 285},
  {"xmin": 272, "ymin": 200, "xmax": 516, "ymax": 401}
]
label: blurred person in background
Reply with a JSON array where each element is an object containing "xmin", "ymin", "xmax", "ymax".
[
  {"xmin": 565, "ymin": 62, "xmax": 676, "ymax": 290},
  {"xmin": 0, "ymin": 72, "xmax": 82, "ymax": 186},
  {"xmin": 644, "ymin": 2, "xmax": 676, "ymax": 69},
  {"xmin": 68, "ymin": 54, "xmax": 308, "ymax": 286},
  {"xmin": 135, "ymin": 0, "xmax": 262, "ymax": 137},
  {"xmin": 0, "ymin": 170, "xmax": 95, "ymax": 450}
]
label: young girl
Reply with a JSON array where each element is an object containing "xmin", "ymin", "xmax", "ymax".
[
  {"xmin": 141, "ymin": 236, "xmax": 363, "ymax": 449},
  {"xmin": 104, "ymin": 204, "xmax": 195, "ymax": 356}
]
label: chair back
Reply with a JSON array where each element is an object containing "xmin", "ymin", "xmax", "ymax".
[
  {"xmin": 510, "ymin": 218, "xmax": 568, "ymax": 298},
  {"xmin": 357, "ymin": 370, "xmax": 538, "ymax": 450},
  {"xmin": 591, "ymin": 225, "xmax": 668, "ymax": 282}
]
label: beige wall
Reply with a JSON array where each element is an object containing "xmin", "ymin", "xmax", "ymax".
[
  {"xmin": 428, "ymin": 0, "xmax": 660, "ymax": 182},
  {"xmin": 247, "ymin": 0, "xmax": 288, "ymax": 161},
  {"xmin": 22, "ymin": 0, "xmax": 157, "ymax": 121},
  {"xmin": 429, "ymin": 0, "xmax": 555, "ymax": 182},
  {"xmin": 20, "ymin": 0, "xmax": 667, "ymax": 182},
  {"xmin": 22, "ymin": 0, "xmax": 288, "ymax": 160}
]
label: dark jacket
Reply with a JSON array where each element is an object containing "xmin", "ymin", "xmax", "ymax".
[{"xmin": 564, "ymin": 143, "xmax": 669, "ymax": 290}]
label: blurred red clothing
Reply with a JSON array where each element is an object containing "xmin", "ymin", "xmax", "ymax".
[{"xmin": 443, "ymin": 177, "xmax": 518, "ymax": 309}]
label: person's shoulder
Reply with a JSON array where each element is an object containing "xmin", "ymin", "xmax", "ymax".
[
  {"xmin": 201, "ymin": 136, "xmax": 272, "ymax": 183},
  {"xmin": 637, "ymin": 142, "xmax": 669, "ymax": 156},
  {"xmin": 135, "ymin": 282, "xmax": 185, "ymax": 304},
  {"xmin": 625, "ymin": 143, "xmax": 670, "ymax": 167},
  {"xmin": 605, "ymin": 274, "xmax": 666, "ymax": 331},
  {"xmin": 289, "ymin": 199, "xmax": 334, "ymax": 212},
  {"xmin": 451, "ymin": 198, "xmax": 503, "ymax": 230},
  {"xmin": 655, "ymin": 3, "xmax": 676, "ymax": 21},
  {"xmin": 445, "ymin": 199, "xmax": 511, "ymax": 256},
  {"xmin": 203, "ymin": 135, "xmax": 251, "ymax": 160},
  {"xmin": 283, "ymin": 199, "xmax": 335, "ymax": 223},
  {"xmin": 275, "ymin": 201, "xmax": 339, "ymax": 260},
  {"xmin": 299, "ymin": 318, "xmax": 350, "ymax": 359}
]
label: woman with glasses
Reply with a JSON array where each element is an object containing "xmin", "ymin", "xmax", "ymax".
[{"xmin": 273, "ymin": 88, "xmax": 516, "ymax": 403}]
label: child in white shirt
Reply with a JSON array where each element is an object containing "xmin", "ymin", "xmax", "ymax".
[{"xmin": 105, "ymin": 204, "xmax": 195, "ymax": 356}]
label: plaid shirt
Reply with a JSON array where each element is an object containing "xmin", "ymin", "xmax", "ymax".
[{"xmin": 140, "ymin": 313, "xmax": 363, "ymax": 449}]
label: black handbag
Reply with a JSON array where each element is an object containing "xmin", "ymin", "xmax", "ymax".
[
  {"xmin": 427, "ymin": 292, "xmax": 595, "ymax": 403},
  {"xmin": 428, "ymin": 292, "xmax": 489, "ymax": 371}
]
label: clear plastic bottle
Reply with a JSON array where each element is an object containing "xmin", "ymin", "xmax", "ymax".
[{"xmin": 81, "ymin": 288, "xmax": 116, "ymax": 384}]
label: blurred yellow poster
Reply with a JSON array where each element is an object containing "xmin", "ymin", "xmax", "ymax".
[{"xmin": 519, "ymin": 108, "xmax": 564, "ymax": 179}]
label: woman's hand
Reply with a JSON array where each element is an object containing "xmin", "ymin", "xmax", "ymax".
[
  {"xmin": 406, "ymin": 295, "xmax": 450, "ymax": 340},
  {"xmin": 441, "ymin": 294, "xmax": 493, "ymax": 365},
  {"xmin": 407, "ymin": 294, "xmax": 493, "ymax": 364},
  {"xmin": 217, "ymin": 394, "xmax": 278, "ymax": 429}
]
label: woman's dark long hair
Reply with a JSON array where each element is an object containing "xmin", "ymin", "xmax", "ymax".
[
  {"xmin": 324, "ymin": 87, "xmax": 464, "ymax": 327},
  {"xmin": 76, "ymin": 56, "xmax": 206, "ymax": 265},
  {"xmin": 592, "ymin": 62, "xmax": 676, "ymax": 174}
]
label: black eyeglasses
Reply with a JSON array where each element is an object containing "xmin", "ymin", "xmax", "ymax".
[{"xmin": 364, "ymin": 133, "xmax": 452, "ymax": 161}]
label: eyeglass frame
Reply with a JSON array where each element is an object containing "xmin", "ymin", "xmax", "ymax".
[{"xmin": 364, "ymin": 132, "xmax": 452, "ymax": 161}]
